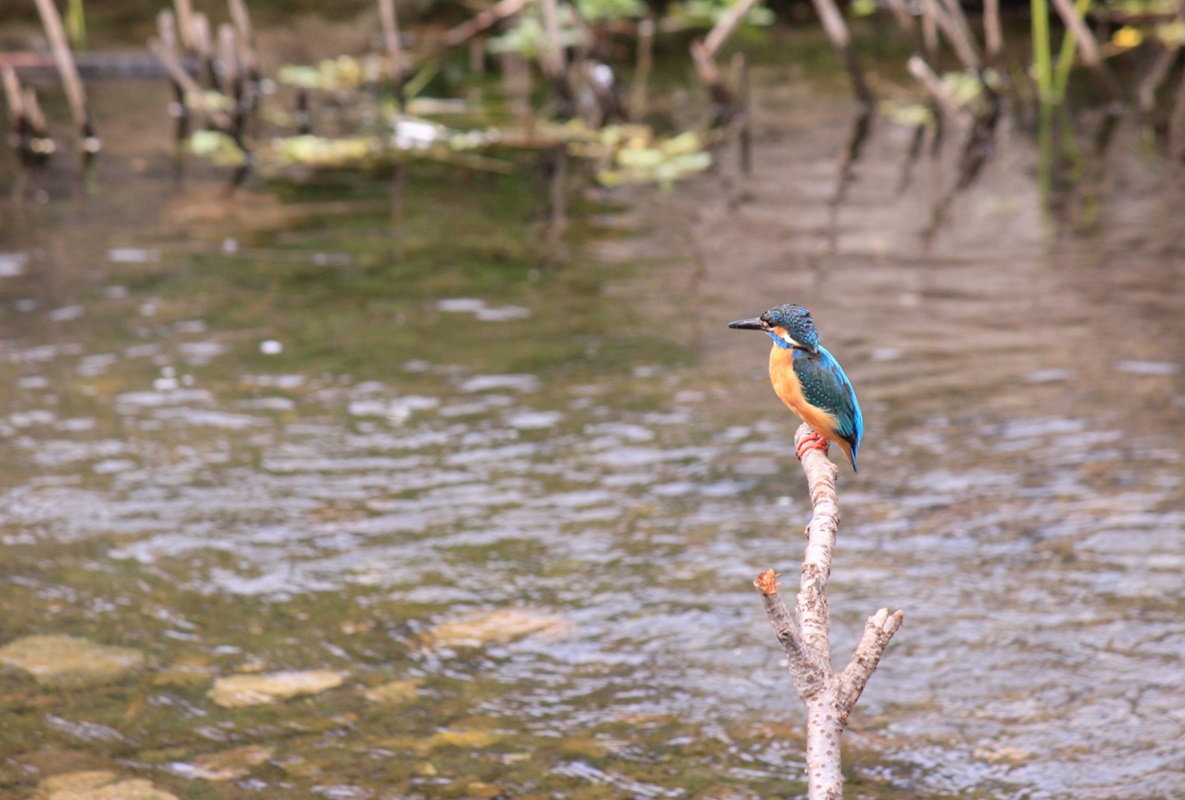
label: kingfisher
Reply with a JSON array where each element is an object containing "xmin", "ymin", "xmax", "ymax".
[{"xmin": 728, "ymin": 303, "xmax": 864, "ymax": 471}]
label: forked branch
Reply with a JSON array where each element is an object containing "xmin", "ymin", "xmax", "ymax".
[{"xmin": 754, "ymin": 423, "xmax": 904, "ymax": 799}]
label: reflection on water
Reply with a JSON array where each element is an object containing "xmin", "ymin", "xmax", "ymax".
[{"xmin": 2, "ymin": 49, "xmax": 1185, "ymax": 800}]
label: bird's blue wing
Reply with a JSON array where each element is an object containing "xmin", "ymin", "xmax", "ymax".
[{"xmin": 792, "ymin": 346, "xmax": 863, "ymax": 446}]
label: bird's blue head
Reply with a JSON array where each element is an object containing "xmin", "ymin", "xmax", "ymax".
[{"xmin": 728, "ymin": 303, "xmax": 820, "ymax": 352}]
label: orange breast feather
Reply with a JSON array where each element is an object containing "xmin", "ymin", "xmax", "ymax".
[{"xmin": 768, "ymin": 346, "xmax": 842, "ymax": 441}]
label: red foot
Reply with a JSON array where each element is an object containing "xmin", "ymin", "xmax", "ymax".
[{"xmin": 796, "ymin": 431, "xmax": 830, "ymax": 461}]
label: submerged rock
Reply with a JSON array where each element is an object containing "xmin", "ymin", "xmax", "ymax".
[
  {"xmin": 207, "ymin": 670, "xmax": 346, "ymax": 708},
  {"xmin": 36, "ymin": 770, "xmax": 178, "ymax": 800},
  {"xmin": 0, "ymin": 635, "xmax": 145, "ymax": 688},
  {"xmin": 363, "ymin": 678, "xmax": 421, "ymax": 704},
  {"xmin": 177, "ymin": 744, "xmax": 275, "ymax": 780},
  {"xmin": 381, "ymin": 727, "xmax": 506, "ymax": 755},
  {"xmin": 152, "ymin": 656, "xmax": 217, "ymax": 688},
  {"xmin": 422, "ymin": 608, "xmax": 570, "ymax": 648}
]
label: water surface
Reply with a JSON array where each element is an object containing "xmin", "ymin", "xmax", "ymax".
[{"xmin": 1, "ymin": 48, "xmax": 1184, "ymax": 800}]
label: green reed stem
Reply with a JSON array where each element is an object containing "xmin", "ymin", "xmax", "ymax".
[
  {"xmin": 1031, "ymin": 0, "xmax": 1052, "ymax": 102},
  {"xmin": 66, "ymin": 0, "xmax": 86, "ymax": 49}
]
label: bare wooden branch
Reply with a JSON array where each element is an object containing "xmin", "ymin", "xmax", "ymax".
[
  {"xmin": 836, "ymin": 607, "xmax": 904, "ymax": 711},
  {"xmin": 755, "ymin": 423, "xmax": 903, "ymax": 800},
  {"xmin": 796, "ymin": 434, "xmax": 838, "ymax": 659}
]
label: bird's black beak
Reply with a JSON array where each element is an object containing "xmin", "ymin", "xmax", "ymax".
[{"xmin": 727, "ymin": 317, "xmax": 769, "ymax": 331}]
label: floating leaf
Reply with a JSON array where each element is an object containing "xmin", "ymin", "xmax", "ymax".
[
  {"xmin": 881, "ymin": 100, "xmax": 935, "ymax": 127},
  {"xmin": 187, "ymin": 131, "xmax": 246, "ymax": 167}
]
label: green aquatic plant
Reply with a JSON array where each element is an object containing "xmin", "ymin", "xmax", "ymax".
[
  {"xmin": 593, "ymin": 127, "xmax": 713, "ymax": 187},
  {"xmin": 576, "ymin": 0, "xmax": 647, "ymax": 22},
  {"xmin": 487, "ymin": 5, "xmax": 585, "ymax": 58},
  {"xmin": 65, "ymin": 0, "xmax": 86, "ymax": 49},
  {"xmin": 278, "ymin": 56, "xmax": 376, "ymax": 92},
  {"xmin": 669, "ymin": 0, "xmax": 775, "ymax": 28}
]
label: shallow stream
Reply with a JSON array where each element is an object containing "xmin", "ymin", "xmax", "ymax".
[{"xmin": 1, "ymin": 42, "xmax": 1184, "ymax": 800}]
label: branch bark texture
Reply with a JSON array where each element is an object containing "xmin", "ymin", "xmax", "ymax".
[{"xmin": 754, "ymin": 423, "xmax": 904, "ymax": 799}]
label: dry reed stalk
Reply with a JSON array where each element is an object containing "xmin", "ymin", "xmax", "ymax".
[
  {"xmin": 1171, "ymin": 67, "xmax": 1185, "ymax": 159},
  {"xmin": 226, "ymin": 0, "xmax": 258, "ymax": 77},
  {"xmin": 149, "ymin": 35, "xmax": 234, "ymax": 133},
  {"xmin": 702, "ymin": 0, "xmax": 760, "ymax": 58},
  {"xmin": 919, "ymin": 0, "xmax": 939, "ymax": 61},
  {"xmin": 732, "ymin": 51, "xmax": 751, "ymax": 175},
  {"xmin": 1, "ymin": 66, "xmax": 23, "ymax": 121},
  {"xmin": 690, "ymin": 0, "xmax": 760, "ymax": 124},
  {"xmin": 378, "ymin": 0, "xmax": 405, "ymax": 99},
  {"xmin": 218, "ymin": 23, "xmax": 238, "ymax": 97},
  {"xmin": 983, "ymin": 0, "xmax": 1002, "ymax": 63},
  {"xmin": 810, "ymin": 0, "xmax": 874, "ymax": 106},
  {"xmin": 443, "ymin": 0, "xmax": 533, "ymax": 48},
  {"xmin": 173, "ymin": 0, "xmax": 195, "ymax": 51},
  {"xmin": 627, "ymin": 16, "xmax": 654, "ymax": 121},
  {"xmin": 934, "ymin": 0, "xmax": 982, "ymax": 69},
  {"xmin": 22, "ymin": 87, "xmax": 49, "ymax": 134},
  {"xmin": 907, "ymin": 54, "xmax": 973, "ymax": 124},
  {"xmin": 883, "ymin": 0, "xmax": 917, "ymax": 43},
  {"xmin": 188, "ymin": 11, "xmax": 218, "ymax": 88},
  {"xmin": 1136, "ymin": 43, "xmax": 1177, "ymax": 114},
  {"xmin": 32, "ymin": 0, "xmax": 92, "ymax": 139},
  {"xmin": 538, "ymin": 0, "xmax": 566, "ymax": 81}
]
